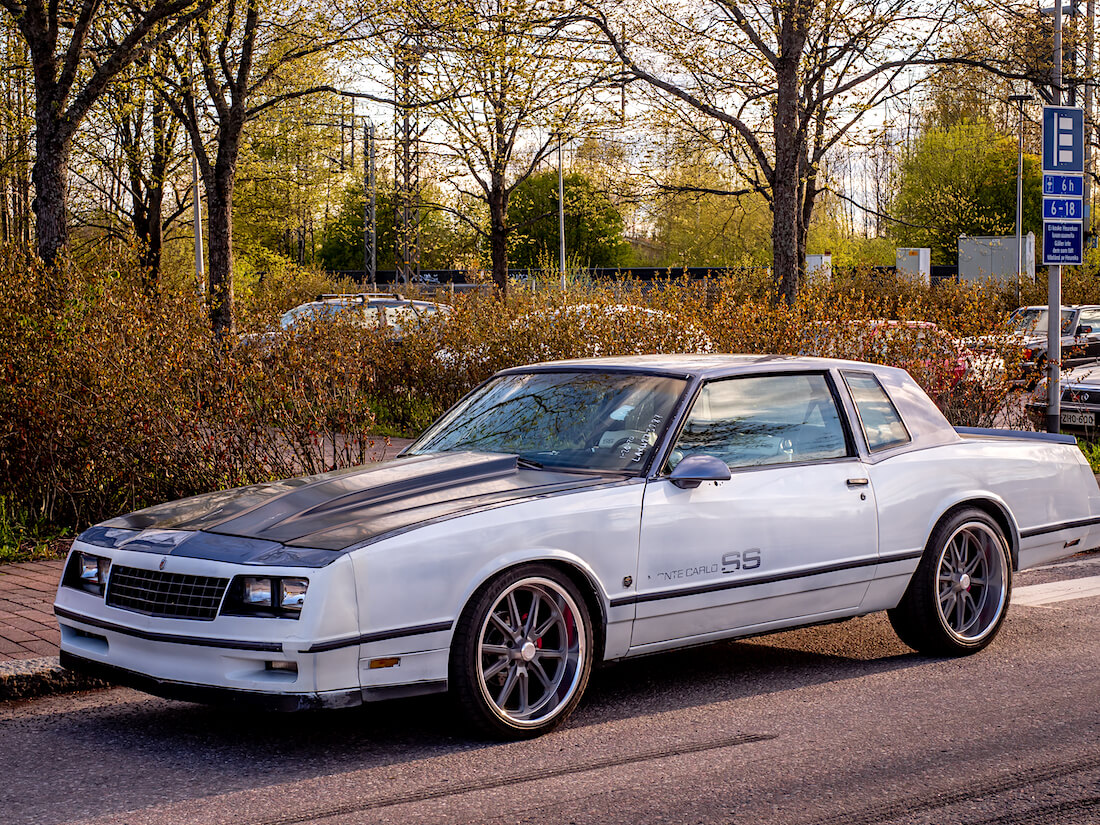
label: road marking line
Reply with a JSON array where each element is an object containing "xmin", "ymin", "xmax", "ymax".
[{"xmin": 1012, "ymin": 575, "xmax": 1100, "ymax": 607}]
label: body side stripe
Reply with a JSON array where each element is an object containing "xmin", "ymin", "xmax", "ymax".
[
  {"xmin": 305, "ymin": 621, "xmax": 454, "ymax": 653},
  {"xmin": 609, "ymin": 550, "xmax": 922, "ymax": 608},
  {"xmin": 1019, "ymin": 515, "xmax": 1100, "ymax": 539}
]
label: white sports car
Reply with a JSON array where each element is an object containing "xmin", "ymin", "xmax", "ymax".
[{"xmin": 56, "ymin": 355, "xmax": 1100, "ymax": 737}]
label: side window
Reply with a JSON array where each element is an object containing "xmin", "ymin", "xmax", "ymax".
[
  {"xmin": 1077, "ymin": 311, "xmax": 1100, "ymax": 331},
  {"xmin": 841, "ymin": 371, "xmax": 910, "ymax": 451},
  {"xmin": 669, "ymin": 373, "xmax": 849, "ymax": 470}
]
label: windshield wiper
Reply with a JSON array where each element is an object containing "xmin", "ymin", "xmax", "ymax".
[{"xmin": 516, "ymin": 456, "xmax": 545, "ymax": 470}]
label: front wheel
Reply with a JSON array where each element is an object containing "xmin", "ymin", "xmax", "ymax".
[
  {"xmin": 450, "ymin": 565, "xmax": 593, "ymax": 738},
  {"xmin": 889, "ymin": 508, "xmax": 1012, "ymax": 656}
]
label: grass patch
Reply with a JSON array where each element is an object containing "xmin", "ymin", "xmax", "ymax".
[
  {"xmin": 1077, "ymin": 438, "xmax": 1100, "ymax": 474},
  {"xmin": 0, "ymin": 498, "xmax": 71, "ymax": 565}
]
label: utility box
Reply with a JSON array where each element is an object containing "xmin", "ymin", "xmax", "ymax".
[
  {"xmin": 958, "ymin": 234, "xmax": 1035, "ymax": 284},
  {"xmin": 806, "ymin": 253, "xmax": 832, "ymax": 280},
  {"xmin": 896, "ymin": 248, "xmax": 931, "ymax": 284}
]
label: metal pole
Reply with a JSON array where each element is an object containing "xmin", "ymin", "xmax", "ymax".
[
  {"xmin": 1087, "ymin": 0, "xmax": 1095, "ymax": 244},
  {"xmin": 363, "ymin": 118, "xmax": 376, "ymax": 287},
  {"xmin": 1048, "ymin": 0, "xmax": 1064, "ymax": 434},
  {"xmin": 558, "ymin": 133, "xmax": 566, "ymax": 291},
  {"xmin": 192, "ymin": 152, "xmax": 204, "ymax": 297},
  {"xmin": 1010, "ymin": 94, "xmax": 1032, "ymax": 306}
]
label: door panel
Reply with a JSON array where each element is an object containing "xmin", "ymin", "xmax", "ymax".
[
  {"xmin": 631, "ymin": 463, "xmax": 877, "ymax": 648},
  {"xmin": 630, "ymin": 372, "xmax": 879, "ymax": 650}
]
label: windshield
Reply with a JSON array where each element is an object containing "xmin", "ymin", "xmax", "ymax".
[
  {"xmin": 1010, "ymin": 308, "xmax": 1075, "ymax": 336},
  {"xmin": 407, "ymin": 370, "xmax": 689, "ymax": 473}
]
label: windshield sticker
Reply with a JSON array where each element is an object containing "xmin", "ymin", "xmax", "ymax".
[{"xmin": 619, "ymin": 414, "xmax": 663, "ymax": 462}]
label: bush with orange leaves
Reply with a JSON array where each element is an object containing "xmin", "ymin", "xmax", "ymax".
[{"xmin": 0, "ymin": 254, "xmax": 1068, "ymax": 535}]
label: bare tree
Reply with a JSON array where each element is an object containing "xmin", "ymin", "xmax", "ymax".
[
  {"xmin": 0, "ymin": 26, "xmax": 32, "ymax": 249},
  {"xmin": 0, "ymin": 0, "xmax": 215, "ymax": 266},
  {"xmin": 579, "ymin": 0, "xmax": 976, "ymax": 301},
  {"xmin": 413, "ymin": 0, "xmax": 610, "ymax": 292},
  {"xmin": 68, "ymin": 45, "xmax": 193, "ymax": 286},
  {"xmin": 158, "ymin": 0, "xmax": 379, "ymax": 334}
]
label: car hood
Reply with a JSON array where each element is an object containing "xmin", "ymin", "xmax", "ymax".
[
  {"xmin": 1061, "ymin": 361, "xmax": 1100, "ymax": 386},
  {"xmin": 77, "ymin": 452, "xmax": 617, "ymax": 567}
]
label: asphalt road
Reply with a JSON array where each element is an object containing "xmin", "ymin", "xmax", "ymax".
[{"xmin": 3, "ymin": 552, "xmax": 1098, "ymax": 825}]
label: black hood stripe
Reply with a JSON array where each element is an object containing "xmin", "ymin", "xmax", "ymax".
[{"xmin": 82, "ymin": 452, "xmax": 627, "ymax": 564}]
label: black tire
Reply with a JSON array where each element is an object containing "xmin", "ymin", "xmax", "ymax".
[
  {"xmin": 888, "ymin": 507, "xmax": 1012, "ymax": 656},
  {"xmin": 449, "ymin": 564, "xmax": 594, "ymax": 739}
]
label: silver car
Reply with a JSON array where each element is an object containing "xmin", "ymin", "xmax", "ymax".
[{"xmin": 55, "ymin": 356, "xmax": 1100, "ymax": 738}]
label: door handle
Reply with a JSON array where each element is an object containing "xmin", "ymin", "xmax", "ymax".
[{"xmin": 846, "ymin": 477, "xmax": 869, "ymax": 487}]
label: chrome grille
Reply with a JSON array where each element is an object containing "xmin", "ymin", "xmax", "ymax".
[
  {"xmin": 1063, "ymin": 387, "xmax": 1098, "ymax": 404},
  {"xmin": 106, "ymin": 566, "xmax": 229, "ymax": 621}
]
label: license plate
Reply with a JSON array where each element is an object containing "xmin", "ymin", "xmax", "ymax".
[{"xmin": 1062, "ymin": 410, "xmax": 1095, "ymax": 427}]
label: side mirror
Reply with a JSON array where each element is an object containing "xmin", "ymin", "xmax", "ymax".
[
  {"xmin": 669, "ymin": 454, "xmax": 732, "ymax": 489},
  {"xmin": 1077, "ymin": 325, "xmax": 1093, "ymax": 335}
]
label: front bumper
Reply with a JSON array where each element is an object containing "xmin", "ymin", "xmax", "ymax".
[
  {"xmin": 60, "ymin": 650, "xmax": 363, "ymax": 710},
  {"xmin": 54, "ymin": 542, "xmax": 368, "ymax": 705}
]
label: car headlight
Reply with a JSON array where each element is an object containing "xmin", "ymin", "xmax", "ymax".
[
  {"xmin": 63, "ymin": 551, "xmax": 111, "ymax": 596},
  {"xmin": 222, "ymin": 576, "xmax": 309, "ymax": 619}
]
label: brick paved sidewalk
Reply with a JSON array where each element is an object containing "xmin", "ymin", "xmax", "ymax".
[{"xmin": 0, "ymin": 560, "xmax": 65, "ymax": 662}]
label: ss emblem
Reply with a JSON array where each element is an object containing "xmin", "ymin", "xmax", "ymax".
[{"xmin": 721, "ymin": 549, "xmax": 761, "ymax": 574}]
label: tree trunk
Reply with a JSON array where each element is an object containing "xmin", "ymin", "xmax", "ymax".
[
  {"xmin": 489, "ymin": 181, "xmax": 509, "ymax": 295},
  {"xmin": 141, "ymin": 187, "xmax": 164, "ymax": 282},
  {"xmin": 772, "ymin": 73, "xmax": 801, "ymax": 302},
  {"xmin": 31, "ymin": 126, "xmax": 71, "ymax": 266},
  {"xmin": 772, "ymin": 11, "xmax": 808, "ymax": 304},
  {"xmin": 206, "ymin": 168, "xmax": 235, "ymax": 336}
]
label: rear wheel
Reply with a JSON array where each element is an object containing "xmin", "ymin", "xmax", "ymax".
[
  {"xmin": 889, "ymin": 508, "xmax": 1012, "ymax": 656},
  {"xmin": 450, "ymin": 565, "xmax": 593, "ymax": 738}
]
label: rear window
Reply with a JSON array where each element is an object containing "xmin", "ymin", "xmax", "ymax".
[{"xmin": 842, "ymin": 371, "xmax": 910, "ymax": 451}]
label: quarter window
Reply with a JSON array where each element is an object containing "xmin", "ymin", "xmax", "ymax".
[
  {"xmin": 1077, "ymin": 310, "xmax": 1100, "ymax": 331},
  {"xmin": 842, "ymin": 371, "xmax": 910, "ymax": 451},
  {"xmin": 669, "ymin": 373, "xmax": 849, "ymax": 470}
]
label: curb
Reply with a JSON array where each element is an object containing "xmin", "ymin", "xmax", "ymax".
[{"xmin": 0, "ymin": 656, "xmax": 110, "ymax": 702}]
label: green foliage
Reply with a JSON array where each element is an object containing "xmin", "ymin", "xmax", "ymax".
[
  {"xmin": 0, "ymin": 497, "xmax": 71, "ymax": 563},
  {"xmin": 646, "ymin": 184, "xmax": 773, "ymax": 268},
  {"xmin": 807, "ymin": 223, "xmax": 897, "ymax": 268},
  {"xmin": 317, "ymin": 184, "xmax": 475, "ymax": 272},
  {"xmin": 1076, "ymin": 438, "xmax": 1100, "ymax": 471},
  {"xmin": 234, "ymin": 248, "xmax": 358, "ymax": 333},
  {"xmin": 892, "ymin": 120, "xmax": 1041, "ymax": 264},
  {"xmin": 507, "ymin": 170, "xmax": 631, "ymax": 268}
]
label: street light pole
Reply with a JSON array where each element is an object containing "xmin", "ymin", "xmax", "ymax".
[
  {"xmin": 558, "ymin": 133, "xmax": 566, "ymax": 291},
  {"xmin": 363, "ymin": 117, "xmax": 376, "ymax": 288},
  {"xmin": 1009, "ymin": 94, "xmax": 1033, "ymax": 307},
  {"xmin": 192, "ymin": 152, "xmax": 204, "ymax": 298}
]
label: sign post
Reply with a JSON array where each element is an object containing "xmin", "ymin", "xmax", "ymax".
[{"xmin": 1042, "ymin": 104, "xmax": 1085, "ymax": 433}]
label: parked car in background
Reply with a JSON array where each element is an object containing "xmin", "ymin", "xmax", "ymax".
[
  {"xmin": 437, "ymin": 303, "xmax": 713, "ymax": 374},
  {"xmin": 1005, "ymin": 305, "xmax": 1100, "ymax": 383},
  {"xmin": 56, "ymin": 355, "xmax": 1100, "ymax": 738},
  {"xmin": 1027, "ymin": 358, "xmax": 1100, "ymax": 436},
  {"xmin": 243, "ymin": 293, "xmax": 451, "ymax": 349},
  {"xmin": 801, "ymin": 319, "xmax": 1000, "ymax": 393}
]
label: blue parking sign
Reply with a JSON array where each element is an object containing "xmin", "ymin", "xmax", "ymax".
[
  {"xmin": 1043, "ymin": 221, "xmax": 1083, "ymax": 265},
  {"xmin": 1043, "ymin": 197, "xmax": 1084, "ymax": 220},
  {"xmin": 1043, "ymin": 174, "xmax": 1084, "ymax": 196},
  {"xmin": 1043, "ymin": 107, "xmax": 1085, "ymax": 173}
]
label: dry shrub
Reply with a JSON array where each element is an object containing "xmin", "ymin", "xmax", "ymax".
[
  {"xmin": 383, "ymin": 270, "xmax": 1033, "ymax": 432},
  {"xmin": 0, "ymin": 253, "xmax": 377, "ymax": 529},
  {"xmin": 0, "ymin": 256, "xmax": 1069, "ymax": 534}
]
